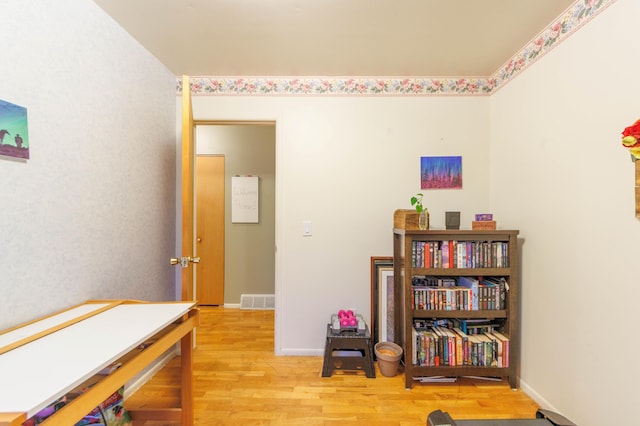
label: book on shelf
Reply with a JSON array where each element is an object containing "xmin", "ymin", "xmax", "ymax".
[
  {"xmin": 475, "ymin": 333, "xmax": 497, "ymax": 367},
  {"xmin": 447, "ymin": 327, "xmax": 463, "ymax": 366},
  {"xmin": 413, "ymin": 376, "xmax": 457, "ymax": 383},
  {"xmin": 413, "ymin": 318, "xmax": 450, "ymax": 329},
  {"xmin": 412, "ymin": 276, "xmax": 506, "ymax": 311},
  {"xmin": 441, "ymin": 240, "xmax": 449, "ymax": 268},
  {"xmin": 450, "ymin": 318, "xmax": 503, "ymax": 335},
  {"xmin": 467, "ymin": 334, "xmax": 479, "ymax": 366},
  {"xmin": 452, "ymin": 327, "xmax": 469, "ymax": 366},
  {"xmin": 432, "ymin": 326, "xmax": 447, "ymax": 366},
  {"xmin": 413, "ymin": 324, "xmax": 436, "ymax": 367},
  {"xmin": 485, "ymin": 332, "xmax": 503, "ymax": 368},
  {"xmin": 411, "ymin": 240, "xmax": 510, "ymax": 269},
  {"xmin": 481, "ymin": 277, "xmax": 508, "ymax": 310},
  {"xmin": 413, "ymin": 325, "xmax": 420, "ymax": 365},
  {"xmin": 411, "ymin": 286, "xmax": 472, "ymax": 311},
  {"xmin": 412, "ymin": 276, "xmax": 456, "ymax": 287},
  {"xmin": 457, "ymin": 276, "xmax": 479, "ymax": 310},
  {"xmin": 437, "ymin": 326, "xmax": 456, "ymax": 367},
  {"xmin": 412, "ymin": 320, "xmax": 509, "ymax": 368},
  {"xmin": 428, "ymin": 331, "xmax": 437, "ymax": 366},
  {"xmin": 462, "ymin": 320, "xmax": 501, "ymax": 335},
  {"xmin": 489, "ymin": 330, "xmax": 510, "ymax": 367}
]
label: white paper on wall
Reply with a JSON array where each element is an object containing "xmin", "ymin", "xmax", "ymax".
[{"xmin": 231, "ymin": 176, "xmax": 259, "ymax": 223}]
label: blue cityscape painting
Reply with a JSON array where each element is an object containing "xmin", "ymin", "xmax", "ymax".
[
  {"xmin": 420, "ymin": 156, "xmax": 462, "ymax": 189},
  {"xmin": 0, "ymin": 99, "xmax": 29, "ymax": 159}
]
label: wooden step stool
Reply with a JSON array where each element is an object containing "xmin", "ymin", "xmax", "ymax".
[{"xmin": 322, "ymin": 324, "xmax": 375, "ymax": 378}]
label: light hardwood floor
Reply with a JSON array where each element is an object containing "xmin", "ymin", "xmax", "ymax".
[{"xmin": 126, "ymin": 307, "xmax": 539, "ymax": 425}]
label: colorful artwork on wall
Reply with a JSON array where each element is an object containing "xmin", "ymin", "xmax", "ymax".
[
  {"xmin": 420, "ymin": 156, "xmax": 462, "ymax": 189},
  {"xmin": 0, "ymin": 99, "xmax": 29, "ymax": 160}
]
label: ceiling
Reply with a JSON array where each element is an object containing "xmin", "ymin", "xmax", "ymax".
[{"xmin": 92, "ymin": 0, "xmax": 576, "ymax": 77}]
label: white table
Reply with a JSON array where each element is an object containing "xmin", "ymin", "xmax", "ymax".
[{"xmin": 0, "ymin": 300, "xmax": 199, "ymax": 426}]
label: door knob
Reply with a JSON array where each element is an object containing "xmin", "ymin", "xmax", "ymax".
[{"xmin": 170, "ymin": 256, "xmax": 201, "ymax": 267}]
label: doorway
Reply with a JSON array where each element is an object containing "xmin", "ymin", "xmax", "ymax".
[{"xmin": 194, "ymin": 123, "xmax": 276, "ymax": 307}]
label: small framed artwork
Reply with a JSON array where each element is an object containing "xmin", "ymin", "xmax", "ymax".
[
  {"xmin": 0, "ymin": 98, "xmax": 29, "ymax": 160},
  {"xmin": 370, "ymin": 256, "xmax": 392, "ymax": 347},
  {"xmin": 378, "ymin": 267, "xmax": 395, "ymax": 343},
  {"xmin": 420, "ymin": 156, "xmax": 462, "ymax": 189}
]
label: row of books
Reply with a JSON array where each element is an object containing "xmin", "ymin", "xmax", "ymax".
[
  {"xmin": 413, "ymin": 318, "xmax": 504, "ymax": 336},
  {"xmin": 412, "ymin": 324, "xmax": 510, "ymax": 368},
  {"xmin": 411, "ymin": 276, "xmax": 508, "ymax": 311},
  {"xmin": 411, "ymin": 240, "xmax": 509, "ymax": 269}
]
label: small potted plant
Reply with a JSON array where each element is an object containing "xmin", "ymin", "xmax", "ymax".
[{"xmin": 410, "ymin": 193, "xmax": 429, "ymax": 230}]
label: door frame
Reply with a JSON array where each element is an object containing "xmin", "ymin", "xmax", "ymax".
[
  {"xmin": 178, "ymin": 91, "xmax": 281, "ymax": 352},
  {"xmin": 192, "ymin": 120, "xmax": 277, "ymax": 310}
]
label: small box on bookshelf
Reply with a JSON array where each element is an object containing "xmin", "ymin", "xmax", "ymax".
[
  {"xmin": 472, "ymin": 220, "xmax": 496, "ymax": 230},
  {"xmin": 394, "ymin": 209, "xmax": 420, "ymax": 230}
]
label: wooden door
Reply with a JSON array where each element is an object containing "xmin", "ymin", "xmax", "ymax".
[
  {"xmin": 179, "ymin": 75, "xmax": 196, "ymax": 425},
  {"xmin": 196, "ymin": 155, "xmax": 225, "ymax": 305},
  {"xmin": 180, "ymin": 75, "xmax": 196, "ymax": 302}
]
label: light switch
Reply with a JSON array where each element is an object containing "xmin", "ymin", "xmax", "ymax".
[{"xmin": 303, "ymin": 221, "xmax": 312, "ymax": 236}]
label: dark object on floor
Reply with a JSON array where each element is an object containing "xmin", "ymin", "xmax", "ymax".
[
  {"xmin": 322, "ymin": 323, "xmax": 375, "ymax": 378},
  {"xmin": 427, "ymin": 408, "xmax": 576, "ymax": 426}
]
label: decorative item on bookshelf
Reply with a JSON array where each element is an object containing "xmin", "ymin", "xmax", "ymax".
[
  {"xmin": 472, "ymin": 220, "xmax": 496, "ymax": 230},
  {"xmin": 445, "ymin": 211, "xmax": 460, "ymax": 230},
  {"xmin": 620, "ymin": 118, "xmax": 640, "ymax": 217},
  {"xmin": 410, "ymin": 193, "xmax": 429, "ymax": 230},
  {"xmin": 419, "ymin": 210, "xmax": 430, "ymax": 230},
  {"xmin": 394, "ymin": 209, "xmax": 419, "ymax": 230},
  {"xmin": 472, "ymin": 213, "xmax": 496, "ymax": 230}
]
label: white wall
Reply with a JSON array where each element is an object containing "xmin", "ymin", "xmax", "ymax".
[
  {"xmin": 0, "ymin": 0, "xmax": 178, "ymax": 329},
  {"xmin": 490, "ymin": 0, "xmax": 639, "ymax": 424},
  {"xmin": 189, "ymin": 95, "xmax": 492, "ymax": 354}
]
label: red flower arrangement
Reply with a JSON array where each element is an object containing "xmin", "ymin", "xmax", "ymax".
[{"xmin": 622, "ymin": 118, "xmax": 640, "ymax": 161}]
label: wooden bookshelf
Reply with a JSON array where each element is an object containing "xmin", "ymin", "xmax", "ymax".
[{"xmin": 393, "ymin": 229, "xmax": 520, "ymax": 389}]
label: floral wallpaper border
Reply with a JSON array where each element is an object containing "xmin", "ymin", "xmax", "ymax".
[{"xmin": 178, "ymin": 0, "xmax": 614, "ymax": 97}]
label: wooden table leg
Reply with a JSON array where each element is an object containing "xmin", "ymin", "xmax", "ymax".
[{"xmin": 180, "ymin": 310, "xmax": 198, "ymax": 426}]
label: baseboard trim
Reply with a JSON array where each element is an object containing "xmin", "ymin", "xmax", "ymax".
[
  {"xmin": 277, "ymin": 348, "xmax": 324, "ymax": 356},
  {"xmin": 519, "ymin": 378, "xmax": 561, "ymax": 413}
]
